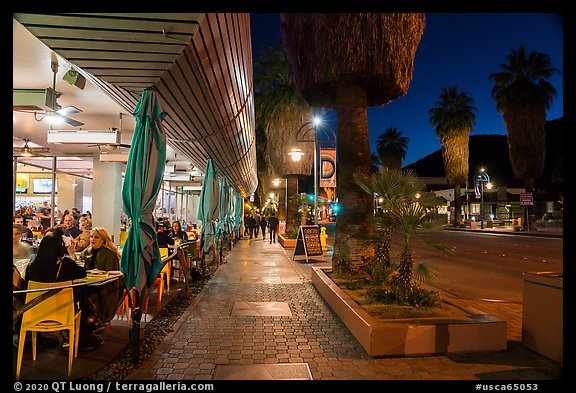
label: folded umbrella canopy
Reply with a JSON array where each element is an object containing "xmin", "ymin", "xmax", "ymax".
[
  {"xmin": 119, "ymin": 89, "xmax": 166, "ymax": 364},
  {"xmin": 234, "ymin": 191, "xmax": 244, "ymax": 238},
  {"xmin": 198, "ymin": 158, "xmax": 220, "ymax": 255},
  {"xmin": 216, "ymin": 177, "xmax": 232, "ymax": 262},
  {"xmin": 217, "ymin": 177, "xmax": 231, "ymax": 235}
]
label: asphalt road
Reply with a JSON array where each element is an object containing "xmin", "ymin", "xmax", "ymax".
[{"xmin": 322, "ymin": 223, "xmax": 563, "ymax": 303}]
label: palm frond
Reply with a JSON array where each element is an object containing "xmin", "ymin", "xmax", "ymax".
[
  {"xmin": 424, "ymin": 240, "xmax": 456, "ymax": 256},
  {"xmin": 413, "ymin": 263, "xmax": 440, "ymax": 284}
]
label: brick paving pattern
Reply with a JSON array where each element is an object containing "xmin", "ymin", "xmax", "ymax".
[{"xmin": 129, "ymin": 237, "xmax": 563, "ymax": 381}]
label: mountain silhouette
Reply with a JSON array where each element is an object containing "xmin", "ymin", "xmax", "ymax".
[{"xmin": 404, "ymin": 117, "xmax": 563, "ymax": 194}]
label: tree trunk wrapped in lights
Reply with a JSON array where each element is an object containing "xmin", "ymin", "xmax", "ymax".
[
  {"xmin": 281, "ymin": 13, "xmax": 426, "ymax": 275},
  {"xmin": 254, "ymin": 44, "xmax": 314, "ymax": 233}
]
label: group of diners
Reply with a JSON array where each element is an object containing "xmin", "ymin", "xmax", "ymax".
[{"xmin": 13, "ymin": 219, "xmax": 123, "ymax": 352}]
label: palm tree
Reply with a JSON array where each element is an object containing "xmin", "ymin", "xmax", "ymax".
[
  {"xmin": 255, "ymin": 124, "xmax": 273, "ymax": 207},
  {"xmin": 489, "ymin": 43, "xmax": 559, "ymax": 231},
  {"xmin": 375, "ymin": 127, "xmax": 409, "ymax": 170},
  {"xmin": 281, "ymin": 13, "xmax": 426, "ymax": 275},
  {"xmin": 254, "ymin": 44, "xmax": 315, "ymax": 234},
  {"xmin": 370, "ymin": 152, "xmax": 381, "ymax": 174},
  {"xmin": 429, "ymin": 85, "xmax": 477, "ymax": 226}
]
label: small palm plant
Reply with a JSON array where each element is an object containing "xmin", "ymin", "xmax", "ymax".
[
  {"xmin": 356, "ymin": 167, "xmax": 452, "ymax": 302},
  {"xmin": 388, "ymin": 191, "xmax": 445, "ymax": 293}
]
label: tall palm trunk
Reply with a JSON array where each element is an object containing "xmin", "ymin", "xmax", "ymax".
[
  {"xmin": 277, "ymin": 185, "xmax": 286, "ymax": 222},
  {"xmin": 453, "ymin": 183, "xmax": 462, "ymax": 226},
  {"xmin": 503, "ymin": 107, "xmax": 546, "ymax": 232},
  {"xmin": 396, "ymin": 246, "xmax": 414, "ymax": 294},
  {"xmin": 285, "ymin": 175, "xmax": 299, "ymax": 233},
  {"xmin": 332, "ymin": 82, "xmax": 374, "ymax": 275},
  {"xmin": 372, "ymin": 227, "xmax": 392, "ymax": 284}
]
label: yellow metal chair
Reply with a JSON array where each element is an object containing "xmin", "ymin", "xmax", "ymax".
[
  {"xmin": 143, "ymin": 248, "xmax": 171, "ymax": 316},
  {"xmin": 16, "ymin": 280, "xmax": 81, "ymax": 379},
  {"xmin": 159, "ymin": 247, "xmax": 171, "ymax": 294},
  {"xmin": 106, "ymin": 289, "xmax": 131, "ymax": 336}
]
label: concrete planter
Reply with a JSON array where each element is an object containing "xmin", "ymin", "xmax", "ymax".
[
  {"xmin": 522, "ymin": 272, "xmax": 563, "ymax": 363},
  {"xmin": 278, "ymin": 234, "xmax": 296, "ymax": 248},
  {"xmin": 312, "ymin": 266, "xmax": 507, "ymax": 357}
]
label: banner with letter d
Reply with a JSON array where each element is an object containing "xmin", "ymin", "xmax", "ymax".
[{"xmin": 320, "ymin": 147, "xmax": 336, "ymax": 188}]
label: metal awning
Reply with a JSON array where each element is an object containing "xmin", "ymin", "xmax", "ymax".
[{"xmin": 13, "ymin": 13, "xmax": 258, "ymax": 196}]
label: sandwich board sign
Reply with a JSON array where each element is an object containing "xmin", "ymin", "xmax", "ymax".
[{"xmin": 293, "ymin": 225, "xmax": 324, "ymax": 262}]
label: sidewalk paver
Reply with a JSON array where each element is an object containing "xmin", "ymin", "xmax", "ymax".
[{"xmin": 129, "ymin": 235, "xmax": 562, "ymax": 381}]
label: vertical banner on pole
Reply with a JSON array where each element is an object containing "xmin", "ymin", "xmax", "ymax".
[{"xmin": 320, "ymin": 147, "xmax": 336, "ymax": 188}]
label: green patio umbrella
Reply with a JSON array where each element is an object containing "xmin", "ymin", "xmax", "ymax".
[
  {"xmin": 217, "ymin": 177, "xmax": 231, "ymax": 234},
  {"xmin": 234, "ymin": 192, "xmax": 244, "ymax": 239},
  {"xmin": 119, "ymin": 89, "xmax": 166, "ymax": 364},
  {"xmin": 216, "ymin": 177, "xmax": 231, "ymax": 261},
  {"xmin": 227, "ymin": 185, "xmax": 235, "ymax": 241},
  {"xmin": 198, "ymin": 158, "xmax": 220, "ymax": 259}
]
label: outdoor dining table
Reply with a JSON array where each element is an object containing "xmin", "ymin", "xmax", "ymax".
[
  {"xmin": 13, "ymin": 270, "xmax": 125, "ymax": 351},
  {"xmin": 74, "ymin": 270, "xmax": 125, "ymax": 350}
]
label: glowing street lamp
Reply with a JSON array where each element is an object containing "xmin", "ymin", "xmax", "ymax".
[
  {"xmin": 475, "ymin": 168, "xmax": 493, "ymax": 229},
  {"xmin": 289, "ymin": 116, "xmax": 336, "ymax": 225}
]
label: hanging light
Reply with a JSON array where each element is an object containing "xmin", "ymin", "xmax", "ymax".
[
  {"xmin": 288, "ymin": 148, "xmax": 304, "ymax": 161},
  {"xmin": 21, "ymin": 139, "xmax": 33, "ymax": 157}
]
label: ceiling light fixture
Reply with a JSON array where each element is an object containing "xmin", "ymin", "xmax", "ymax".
[{"xmin": 21, "ymin": 139, "xmax": 33, "ymax": 157}]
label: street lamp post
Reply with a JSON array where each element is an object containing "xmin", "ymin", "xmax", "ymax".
[
  {"xmin": 289, "ymin": 117, "xmax": 337, "ymax": 226},
  {"xmin": 272, "ymin": 177, "xmax": 288, "ymax": 222},
  {"xmin": 475, "ymin": 168, "xmax": 492, "ymax": 229}
]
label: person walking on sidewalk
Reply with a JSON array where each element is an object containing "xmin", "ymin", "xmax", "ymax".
[
  {"xmin": 268, "ymin": 212, "xmax": 279, "ymax": 243},
  {"xmin": 245, "ymin": 214, "xmax": 256, "ymax": 239},
  {"xmin": 259, "ymin": 215, "xmax": 267, "ymax": 240},
  {"xmin": 253, "ymin": 213, "xmax": 261, "ymax": 237}
]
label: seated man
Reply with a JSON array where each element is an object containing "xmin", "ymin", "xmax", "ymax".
[
  {"xmin": 13, "ymin": 214, "xmax": 33, "ymax": 244},
  {"xmin": 62, "ymin": 213, "xmax": 82, "ymax": 239},
  {"xmin": 13, "ymin": 224, "xmax": 33, "ymax": 260}
]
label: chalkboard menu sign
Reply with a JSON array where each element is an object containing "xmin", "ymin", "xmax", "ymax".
[{"xmin": 293, "ymin": 225, "xmax": 324, "ymax": 262}]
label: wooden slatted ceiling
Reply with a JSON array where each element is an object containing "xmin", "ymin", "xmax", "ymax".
[
  {"xmin": 155, "ymin": 13, "xmax": 257, "ymax": 197},
  {"xmin": 14, "ymin": 13, "xmax": 258, "ymax": 196}
]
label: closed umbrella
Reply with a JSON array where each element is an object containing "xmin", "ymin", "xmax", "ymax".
[
  {"xmin": 198, "ymin": 158, "xmax": 220, "ymax": 276},
  {"xmin": 234, "ymin": 192, "xmax": 244, "ymax": 240},
  {"xmin": 217, "ymin": 177, "xmax": 231, "ymax": 263},
  {"xmin": 217, "ymin": 178, "xmax": 231, "ymax": 233},
  {"xmin": 227, "ymin": 186, "xmax": 235, "ymax": 242},
  {"xmin": 120, "ymin": 89, "xmax": 166, "ymax": 365}
]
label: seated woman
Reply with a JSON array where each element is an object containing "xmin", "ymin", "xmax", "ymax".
[
  {"xmin": 169, "ymin": 221, "xmax": 188, "ymax": 244},
  {"xmin": 70, "ymin": 227, "xmax": 123, "ymax": 341},
  {"xmin": 17, "ymin": 235, "xmax": 86, "ymax": 350},
  {"xmin": 76, "ymin": 227, "xmax": 121, "ymax": 271},
  {"xmin": 68, "ymin": 215, "xmax": 92, "ymax": 253},
  {"xmin": 24, "ymin": 235, "xmax": 87, "ymax": 284}
]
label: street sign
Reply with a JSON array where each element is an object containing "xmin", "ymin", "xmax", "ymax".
[{"xmin": 520, "ymin": 192, "xmax": 533, "ymax": 206}]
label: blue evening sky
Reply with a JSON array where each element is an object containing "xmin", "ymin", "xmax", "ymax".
[{"xmin": 250, "ymin": 13, "xmax": 564, "ymax": 166}]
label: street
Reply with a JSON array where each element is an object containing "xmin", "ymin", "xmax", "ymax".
[{"xmin": 322, "ymin": 223, "xmax": 563, "ymax": 303}]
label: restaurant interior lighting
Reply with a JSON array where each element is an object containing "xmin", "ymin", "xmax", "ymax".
[
  {"xmin": 21, "ymin": 139, "xmax": 33, "ymax": 157},
  {"xmin": 45, "ymin": 112, "xmax": 64, "ymax": 125},
  {"xmin": 99, "ymin": 151, "xmax": 129, "ymax": 162},
  {"xmin": 47, "ymin": 129, "xmax": 121, "ymax": 144}
]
